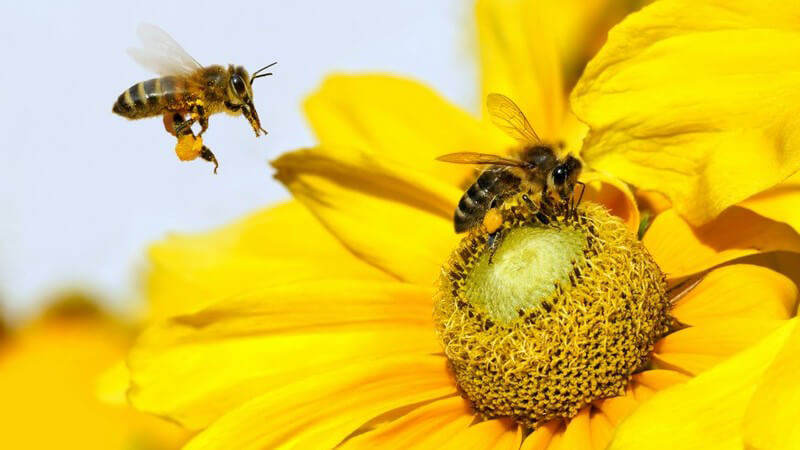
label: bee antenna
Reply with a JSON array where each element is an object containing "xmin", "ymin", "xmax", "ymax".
[{"xmin": 251, "ymin": 62, "xmax": 277, "ymax": 85}]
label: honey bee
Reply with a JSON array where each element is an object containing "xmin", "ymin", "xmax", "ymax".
[
  {"xmin": 437, "ymin": 93, "xmax": 584, "ymax": 246},
  {"xmin": 112, "ymin": 24, "xmax": 275, "ymax": 172}
]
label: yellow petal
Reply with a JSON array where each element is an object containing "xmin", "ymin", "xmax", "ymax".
[
  {"xmin": 476, "ymin": 0, "xmax": 564, "ymax": 141},
  {"xmin": 339, "ymin": 396, "xmax": 474, "ymax": 449},
  {"xmin": 635, "ymin": 190, "xmax": 672, "ymax": 217},
  {"xmin": 630, "ymin": 382, "xmax": 655, "ymax": 404},
  {"xmin": 740, "ymin": 251, "xmax": 800, "ymax": 292},
  {"xmin": 0, "ymin": 308, "xmax": 187, "ymax": 450},
  {"xmin": 556, "ymin": 407, "xmax": 591, "ymax": 450},
  {"xmin": 592, "ymin": 386, "xmax": 639, "ymax": 426},
  {"xmin": 272, "ymin": 149, "xmax": 463, "ymax": 284},
  {"xmin": 653, "ymin": 319, "xmax": 786, "ymax": 375},
  {"xmin": 181, "ymin": 355, "xmax": 455, "ymax": 450},
  {"xmin": 741, "ymin": 171, "xmax": 800, "ymax": 237},
  {"xmin": 129, "ymin": 280, "xmax": 442, "ymax": 429},
  {"xmin": 671, "ymin": 264, "xmax": 797, "ymax": 325},
  {"xmin": 642, "ymin": 208, "xmax": 800, "ymax": 278},
  {"xmin": 305, "ymin": 74, "xmax": 507, "ymax": 188},
  {"xmin": 579, "ymin": 170, "xmax": 639, "ymax": 232},
  {"xmin": 520, "ymin": 420, "xmax": 560, "ymax": 450},
  {"xmin": 148, "ymin": 201, "xmax": 390, "ymax": 319},
  {"xmin": 542, "ymin": 0, "xmax": 639, "ymax": 92},
  {"xmin": 95, "ymin": 360, "xmax": 130, "ymax": 406},
  {"xmin": 439, "ymin": 419, "xmax": 521, "ymax": 450},
  {"xmin": 588, "ymin": 409, "xmax": 614, "ymax": 450},
  {"xmin": 609, "ymin": 319, "xmax": 797, "ymax": 450},
  {"xmin": 631, "ymin": 370, "xmax": 690, "ymax": 391},
  {"xmin": 572, "ymin": 0, "xmax": 800, "ymax": 225},
  {"xmin": 743, "ymin": 317, "xmax": 800, "ymax": 450}
]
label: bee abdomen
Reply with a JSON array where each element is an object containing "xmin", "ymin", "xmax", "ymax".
[
  {"xmin": 454, "ymin": 169, "xmax": 522, "ymax": 233},
  {"xmin": 454, "ymin": 171, "xmax": 496, "ymax": 233},
  {"xmin": 112, "ymin": 76, "xmax": 186, "ymax": 119}
]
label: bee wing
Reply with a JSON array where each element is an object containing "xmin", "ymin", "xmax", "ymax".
[
  {"xmin": 436, "ymin": 152, "xmax": 528, "ymax": 167},
  {"xmin": 486, "ymin": 93, "xmax": 542, "ymax": 145},
  {"xmin": 126, "ymin": 24, "xmax": 203, "ymax": 76}
]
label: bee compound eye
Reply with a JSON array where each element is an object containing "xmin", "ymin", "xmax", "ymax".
[
  {"xmin": 553, "ymin": 166, "xmax": 568, "ymax": 185},
  {"xmin": 231, "ymin": 75, "xmax": 247, "ymax": 97}
]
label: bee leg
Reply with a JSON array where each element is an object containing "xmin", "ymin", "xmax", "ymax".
[
  {"xmin": 537, "ymin": 197, "xmax": 561, "ymax": 229},
  {"xmin": 174, "ymin": 116, "xmax": 196, "ymax": 136},
  {"xmin": 198, "ymin": 115, "xmax": 209, "ymax": 136},
  {"xmin": 187, "ymin": 102, "xmax": 210, "ymax": 137},
  {"xmin": 163, "ymin": 113, "xmax": 186, "ymax": 137},
  {"xmin": 199, "ymin": 146, "xmax": 219, "ymax": 174},
  {"xmin": 522, "ymin": 194, "xmax": 536, "ymax": 209},
  {"xmin": 487, "ymin": 229, "xmax": 505, "ymax": 264}
]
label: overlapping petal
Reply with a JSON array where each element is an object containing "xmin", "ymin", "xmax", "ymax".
[
  {"xmin": 181, "ymin": 355, "xmax": 455, "ymax": 450},
  {"xmin": 653, "ymin": 319, "xmax": 786, "ymax": 375},
  {"xmin": 608, "ymin": 319, "xmax": 798, "ymax": 450},
  {"xmin": 579, "ymin": 170, "xmax": 639, "ymax": 231},
  {"xmin": 670, "ymin": 264, "xmax": 797, "ymax": 325},
  {"xmin": 741, "ymin": 171, "xmax": 800, "ymax": 237},
  {"xmin": 572, "ymin": 0, "xmax": 800, "ymax": 225},
  {"xmin": 272, "ymin": 149, "xmax": 463, "ymax": 284},
  {"xmin": 743, "ymin": 318, "xmax": 800, "ymax": 450},
  {"xmin": 147, "ymin": 201, "xmax": 391, "ymax": 319},
  {"xmin": 128, "ymin": 280, "xmax": 443, "ymax": 429},
  {"xmin": 643, "ymin": 208, "xmax": 800, "ymax": 278},
  {"xmin": 339, "ymin": 396, "xmax": 475, "ymax": 449},
  {"xmin": 305, "ymin": 74, "xmax": 509, "ymax": 187},
  {"xmin": 477, "ymin": 0, "xmax": 565, "ymax": 141}
]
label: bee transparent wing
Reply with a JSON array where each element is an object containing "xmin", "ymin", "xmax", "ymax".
[
  {"xmin": 127, "ymin": 24, "xmax": 203, "ymax": 76},
  {"xmin": 486, "ymin": 93, "xmax": 542, "ymax": 145},
  {"xmin": 436, "ymin": 152, "xmax": 528, "ymax": 167}
]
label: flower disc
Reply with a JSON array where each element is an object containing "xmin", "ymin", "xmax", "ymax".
[{"xmin": 434, "ymin": 200, "xmax": 670, "ymax": 427}]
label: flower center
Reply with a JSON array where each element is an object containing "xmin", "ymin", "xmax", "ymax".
[
  {"xmin": 434, "ymin": 199, "xmax": 671, "ymax": 428},
  {"xmin": 464, "ymin": 226, "xmax": 586, "ymax": 323}
]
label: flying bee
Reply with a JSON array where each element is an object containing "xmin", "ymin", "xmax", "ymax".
[
  {"xmin": 437, "ymin": 93, "xmax": 584, "ymax": 254},
  {"xmin": 112, "ymin": 24, "xmax": 275, "ymax": 172}
]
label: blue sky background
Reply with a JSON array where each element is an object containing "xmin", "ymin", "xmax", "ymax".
[{"xmin": 0, "ymin": 1, "xmax": 479, "ymax": 319}]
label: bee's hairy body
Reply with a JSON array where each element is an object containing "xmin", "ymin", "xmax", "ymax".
[
  {"xmin": 113, "ymin": 66, "xmax": 228, "ymax": 119},
  {"xmin": 113, "ymin": 25, "xmax": 274, "ymax": 172},
  {"xmin": 454, "ymin": 146, "xmax": 576, "ymax": 233},
  {"xmin": 441, "ymin": 93, "xmax": 583, "ymax": 236}
]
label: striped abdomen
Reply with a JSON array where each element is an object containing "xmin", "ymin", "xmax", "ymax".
[
  {"xmin": 112, "ymin": 76, "xmax": 191, "ymax": 119},
  {"xmin": 454, "ymin": 168, "xmax": 521, "ymax": 233}
]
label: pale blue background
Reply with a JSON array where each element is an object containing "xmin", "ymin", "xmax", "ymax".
[{"xmin": 0, "ymin": 1, "xmax": 478, "ymax": 319}]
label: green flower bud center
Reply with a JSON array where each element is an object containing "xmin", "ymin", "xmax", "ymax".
[{"xmin": 464, "ymin": 227, "xmax": 585, "ymax": 323}]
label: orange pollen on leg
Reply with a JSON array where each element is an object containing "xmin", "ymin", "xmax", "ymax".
[
  {"xmin": 174, "ymin": 134, "xmax": 204, "ymax": 161},
  {"xmin": 483, "ymin": 208, "xmax": 503, "ymax": 233}
]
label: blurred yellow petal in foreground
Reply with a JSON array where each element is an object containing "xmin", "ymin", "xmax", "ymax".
[{"xmin": 0, "ymin": 300, "xmax": 187, "ymax": 450}]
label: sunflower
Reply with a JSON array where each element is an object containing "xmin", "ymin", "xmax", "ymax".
[{"xmin": 127, "ymin": 0, "xmax": 800, "ymax": 448}]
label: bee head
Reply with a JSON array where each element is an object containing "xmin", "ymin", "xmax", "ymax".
[
  {"xmin": 548, "ymin": 156, "xmax": 583, "ymax": 201},
  {"xmin": 226, "ymin": 63, "xmax": 275, "ymax": 137},
  {"xmin": 227, "ymin": 65, "xmax": 254, "ymax": 105}
]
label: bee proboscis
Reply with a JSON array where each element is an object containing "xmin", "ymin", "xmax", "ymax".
[
  {"xmin": 112, "ymin": 24, "xmax": 275, "ymax": 172},
  {"xmin": 437, "ymin": 93, "xmax": 584, "ymax": 256}
]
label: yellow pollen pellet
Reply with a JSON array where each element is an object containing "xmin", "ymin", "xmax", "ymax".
[{"xmin": 174, "ymin": 134, "xmax": 204, "ymax": 161}]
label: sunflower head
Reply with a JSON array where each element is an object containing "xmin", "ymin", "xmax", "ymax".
[{"xmin": 434, "ymin": 199, "xmax": 671, "ymax": 427}]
